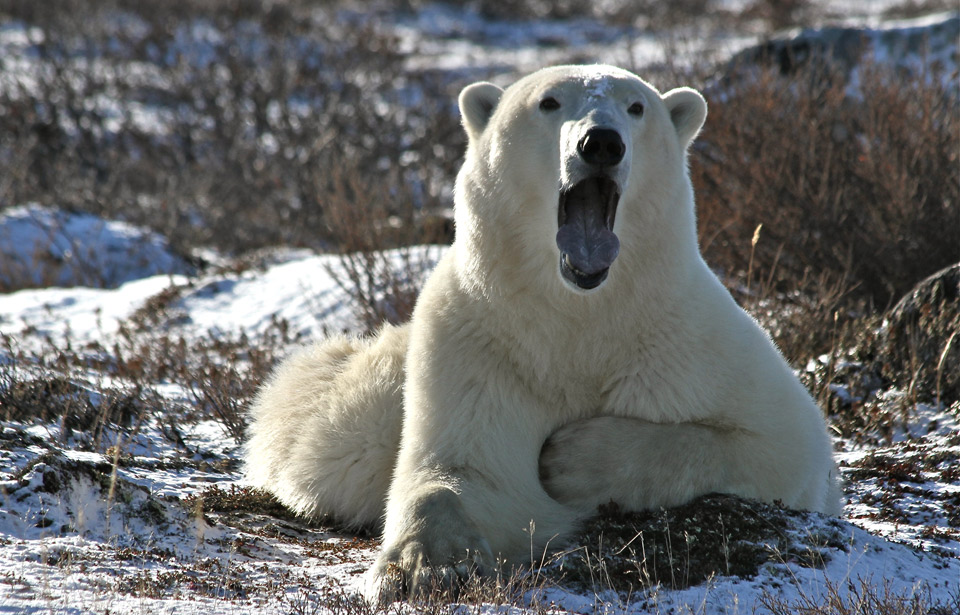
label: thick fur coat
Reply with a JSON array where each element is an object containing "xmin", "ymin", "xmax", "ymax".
[{"xmin": 244, "ymin": 65, "xmax": 842, "ymax": 602}]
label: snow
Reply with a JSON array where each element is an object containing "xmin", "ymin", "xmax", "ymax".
[
  {"xmin": 175, "ymin": 254, "xmax": 358, "ymax": 340},
  {"xmin": 0, "ymin": 275, "xmax": 184, "ymax": 350},
  {"xmin": 380, "ymin": 3, "xmax": 755, "ymax": 77},
  {"xmin": 2, "ymin": 212, "xmax": 957, "ymax": 614},
  {"xmin": 0, "ymin": 205, "xmax": 193, "ymax": 291},
  {"xmin": 584, "ymin": 74, "xmax": 615, "ymax": 100},
  {"xmin": 1, "ymin": 3, "xmax": 958, "ymax": 614}
]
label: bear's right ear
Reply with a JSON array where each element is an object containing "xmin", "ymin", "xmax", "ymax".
[
  {"xmin": 663, "ymin": 88, "xmax": 707, "ymax": 149},
  {"xmin": 459, "ymin": 82, "xmax": 504, "ymax": 142}
]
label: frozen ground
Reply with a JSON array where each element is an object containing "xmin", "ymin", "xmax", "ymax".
[
  {"xmin": 1, "ymin": 205, "xmax": 957, "ymax": 614},
  {"xmin": 1, "ymin": 2, "xmax": 959, "ymax": 614}
]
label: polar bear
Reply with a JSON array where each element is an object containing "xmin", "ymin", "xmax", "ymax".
[{"xmin": 244, "ymin": 64, "xmax": 841, "ymax": 601}]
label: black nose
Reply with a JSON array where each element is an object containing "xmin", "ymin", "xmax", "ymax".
[{"xmin": 577, "ymin": 128, "xmax": 625, "ymax": 167}]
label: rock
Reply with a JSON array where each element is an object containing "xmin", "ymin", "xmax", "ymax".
[
  {"xmin": 722, "ymin": 13, "xmax": 959, "ymax": 83},
  {"xmin": 877, "ymin": 263, "xmax": 960, "ymax": 405}
]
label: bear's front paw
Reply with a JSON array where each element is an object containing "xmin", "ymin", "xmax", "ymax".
[
  {"xmin": 364, "ymin": 538, "xmax": 491, "ymax": 603},
  {"xmin": 539, "ymin": 417, "xmax": 635, "ymax": 510},
  {"xmin": 363, "ymin": 488, "xmax": 494, "ymax": 603}
]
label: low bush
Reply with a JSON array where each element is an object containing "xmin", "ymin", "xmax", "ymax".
[
  {"xmin": 693, "ymin": 62, "xmax": 959, "ymax": 313},
  {"xmin": 321, "ymin": 162, "xmax": 450, "ymax": 333},
  {"xmin": 550, "ymin": 495, "xmax": 843, "ymax": 595},
  {"xmin": 0, "ymin": 0, "xmax": 463, "ymax": 263}
]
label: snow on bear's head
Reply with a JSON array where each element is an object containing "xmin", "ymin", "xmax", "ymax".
[{"xmin": 454, "ymin": 65, "xmax": 707, "ymax": 296}]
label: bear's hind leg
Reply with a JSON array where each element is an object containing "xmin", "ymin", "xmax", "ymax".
[{"xmin": 244, "ymin": 324, "xmax": 409, "ymax": 529}]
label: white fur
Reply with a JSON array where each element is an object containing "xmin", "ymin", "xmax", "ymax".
[
  {"xmin": 244, "ymin": 325, "xmax": 407, "ymax": 528},
  {"xmin": 243, "ymin": 65, "xmax": 841, "ymax": 602}
]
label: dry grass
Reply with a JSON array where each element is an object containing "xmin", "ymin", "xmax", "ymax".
[
  {"xmin": 0, "ymin": 289, "xmax": 293, "ymax": 447},
  {"xmin": 759, "ymin": 577, "xmax": 959, "ymax": 615},
  {"xmin": 541, "ymin": 495, "xmax": 844, "ymax": 596}
]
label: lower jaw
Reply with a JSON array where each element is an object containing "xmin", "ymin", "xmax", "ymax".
[{"xmin": 559, "ymin": 255, "xmax": 609, "ymax": 290}]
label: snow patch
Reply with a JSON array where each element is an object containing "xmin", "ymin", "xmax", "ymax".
[{"xmin": 0, "ymin": 204, "xmax": 194, "ymax": 290}]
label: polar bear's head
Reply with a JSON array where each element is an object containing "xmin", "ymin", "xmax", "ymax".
[{"xmin": 455, "ymin": 65, "xmax": 706, "ymax": 295}]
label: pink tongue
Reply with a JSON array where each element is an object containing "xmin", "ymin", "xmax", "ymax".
[{"xmin": 556, "ymin": 186, "xmax": 620, "ymax": 275}]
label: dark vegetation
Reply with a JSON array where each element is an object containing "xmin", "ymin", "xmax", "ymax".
[
  {"xmin": 691, "ymin": 61, "xmax": 959, "ymax": 420},
  {"xmin": 0, "ymin": 295, "xmax": 294, "ymax": 448},
  {"xmin": 695, "ymin": 63, "xmax": 958, "ymax": 310},
  {"xmin": 551, "ymin": 495, "xmax": 847, "ymax": 594},
  {"xmin": 0, "ymin": 0, "xmax": 461, "ymax": 262}
]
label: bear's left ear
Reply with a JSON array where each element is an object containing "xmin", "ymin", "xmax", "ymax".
[
  {"xmin": 459, "ymin": 82, "xmax": 504, "ymax": 142},
  {"xmin": 663, "ymin": 88, "xmax": 707, "ymax": 148}
]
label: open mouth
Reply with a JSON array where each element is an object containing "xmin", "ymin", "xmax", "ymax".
[{"xmin": 556, "ymin": 177, "xmax": 621, "ymax": 290}]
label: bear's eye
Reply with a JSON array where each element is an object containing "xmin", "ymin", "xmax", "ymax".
[
  {"xmin": 539, "ymin": 97, "xmax": 561, "ymax": 112},
  {"xmin": 628, "ymin": 101, "xmax": 645, "ymax": 117}
]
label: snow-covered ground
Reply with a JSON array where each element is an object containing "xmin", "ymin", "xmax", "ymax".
[
  {"xmin": 1, "ymin": 2, "xmax": 958, "ymax": 614},
  {"xmin": 1, "ymin": 209, "xmax": 957, "ymax": 613}
]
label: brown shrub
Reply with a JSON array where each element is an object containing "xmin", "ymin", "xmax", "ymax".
[
  {"xmin": 109, "ymin": 318, "xmax": 293, "ymax": 443},
  {"xmin": 0, "ymin": 336, "xmax": 154, "ymax": 451},
  {"xmin": 693, "ymin": 62, "xmax": 959, "ymax": 311},
  {"xmin": 321, "ymin": 162, "xmax": 450, "ymax": 334},
  {"xmin": 0, "ymin": 0, "xmax": 463, "ymax": 260}
]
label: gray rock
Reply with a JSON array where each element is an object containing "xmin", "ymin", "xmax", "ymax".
[{"xmin": 724, "ymin": 12, "xmax": 959, "ymax": 82}]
